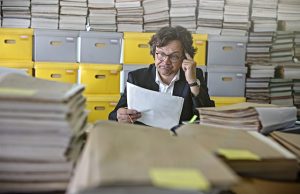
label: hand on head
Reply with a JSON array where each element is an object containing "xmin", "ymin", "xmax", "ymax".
[{"xmin": 182, "ymin": 52, "xmax": 197, "ymax": 84}]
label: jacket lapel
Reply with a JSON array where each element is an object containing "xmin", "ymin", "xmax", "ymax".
[{"xmin": 173, "ymin": 69, "xmax": 188, "ymax": 97}]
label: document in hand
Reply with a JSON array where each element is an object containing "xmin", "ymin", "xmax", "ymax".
[{"xmin": 127, "ymin": 82, "xmax": 184, "ymax": 129}]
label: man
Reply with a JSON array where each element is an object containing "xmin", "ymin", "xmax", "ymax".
[{"xmin": 109, "ymin": 26, "xmax": 214, "ymax": 124}]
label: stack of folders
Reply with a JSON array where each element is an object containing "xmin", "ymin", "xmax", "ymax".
[
  {"xmin": 1, "ymin": 0, "xmax": 31, "ymax": 28},
  {"xmin": 116, "ymin": 0, "xmax": 144, "ymax": 32},
  {"xmin": 169, "ymin": 0, "xmax": 197, "ymax": 32},
  {"xmin": 59, "ymin": 0, "xmax": 88, "ymax": 30},
  {"xmin": 67, "ymin": 121, "xmax": 238, "ymax": 194},
  {"xmin": 271, "ymin": 131, "xmax": 300, "ymax": 159},
  {"xmin": 222, "ymin": 0, "xmax": 251, "ymax": 36},
  {"xmin": 247, "ymin": 63, "xmax": 277, "ymax": 78},
  {"xmin": 246, "ymin": 78, "xmax": 272, "ymax": 104},
  {"xmin": 198, "ymin": 102, "xmax": 297, "ymax": 135},
  {"xmin": 293, "ymin": 79, "xmax": 300, "ymax": 119},
  {"xmin": 88, "ymin": 0, "xmax": 117, "ymax": 32},
  {"xmin": 271, "ymin": 31, "xmax": 294, "ymax": 63},
  {"xmin": 31, "ymin": 0, "xmax": 59, "ymax": 29},
  {"xmin": 143, "ymin": 0, "xmax": 169, "ymax": 32},
  {"xmin": 277, "ymin": 0, "xmax": 300, "ymax": 31},
  {"xmin": 276, "ymin": 63, "xmax": 300, "ymax": 80},
  {"xmin": 196, "ymin": 0, "xmax": 224, "ymax": 35},
  {"xmin": 0, "ymin": 73, "xmax": 87, "ymax": 193},
  {"xmin": 176, "ymin": 124, "xmax": 299, "ymax": 181},
  {"xmin": 295, "ymin": 32, "xmax": 300, "ymax": 61}
]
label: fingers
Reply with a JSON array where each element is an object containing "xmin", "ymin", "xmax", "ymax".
[
  {"xmin": 185, "ymin": 52, "xmax": 193, "ymax": 60},
  {"xmin": 117, "ymin": 108, "xmax": 141, "ymax": 123}
]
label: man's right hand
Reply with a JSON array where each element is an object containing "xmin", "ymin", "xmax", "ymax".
[{"xmin": 117, "ymin": 107, "xmax": 141, "ymax": 123}]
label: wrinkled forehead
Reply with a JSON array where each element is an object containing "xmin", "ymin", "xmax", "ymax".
[{"xmin": 155, "ymin": 40, "xmax": 183, "ymax": 54}]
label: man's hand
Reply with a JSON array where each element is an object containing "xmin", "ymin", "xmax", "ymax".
[
  {"xmin": 182, "ymin": 52, "xmax": 197, "ymax": 84},
  {"xmin": 117, "ymin": 107, "xmax": 141, "ymax": 123}
]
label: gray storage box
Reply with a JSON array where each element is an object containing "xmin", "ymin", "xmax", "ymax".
[
  {"xmin": 79, "ymin": 31, "xmax": 122, "ymax": 64},
  {"xmin": 207, "ymin": 35, "xmax": 247, "ymax": 66},
  {"xmin": 34, "ymin": 29, "xmax": 79, "ymax": 62},
  {"xmin": 120, "ymin": 64, "xmax": 149, "ymax": 93},
  {"xmin": 207, "ymin": 65, "xmax": 247, "ymax": 97}
]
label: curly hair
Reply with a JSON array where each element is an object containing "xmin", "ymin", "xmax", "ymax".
[{"xmin": 149, "ymin": 26, "xmax": 196, "ymax": 59}]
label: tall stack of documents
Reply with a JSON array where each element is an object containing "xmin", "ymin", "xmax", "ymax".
[
  {"xmin": 143, "ymin": 0, "xmax": 169, "ymax": 32},
  {"xmin": 276, "ymin": 63, "xmax": 300, "ymax": 80},
  {"xmin": 222, "ymin": 0, "xmax": 251, "ymax": 36},
  {"xmin": 116, "ymin": 0, "xmax": 144, "ymax": 32},
  {"xmin": 277, "ymin": 0, "xmax": 300, "ymax": 31},
  {"xmin": 0, "ymin": 73, "xmax": 87, "ymax": 193},
  {"xmin": 177, "ymin": 124, "xmax": 299, "ymax": 180},
  {"xmin": 271, "ymin": 31, "xmax": 294, "ymax": 63},
  {"xmin": 59, "ymin": 0, "xmax": 88, "ymax": 30},
  {"xmin": 198, "ymin": 102, "xmax": 297, "ymax": 134},
  {"xmin": 247, "ymin": 63, "xmax": 277, "ymax": 78},
  {"xmin": 1, "ymin": 0, "xmax": 31, "ymax": 28},
  {"xmin": 31, "ymin": 0, "xmax": 59, "ymax": 29},
  {"xmin": 88, "ymin": 0, "xmax": 117, "ymax": 32},
  {"xmin": 169, "ymin": 0, "xmax": 197, "ymax": 32},
  {"xmin": 294, "ymin": 32, "xmax": 300, "ymax": 61},
  {"xmin": 251, "ymin": 0, "xmax": 278, "ymax": 33},
  {"xmin": 68, "ymin": 121, "xmax": 238, "ymax": 194},
  {"xmin": 246, "ymin": 78, "xmax": 272, "ymax": 104},
  {"xmin": 196, "ymin": 0, "xmax": 224, "ymax": 35}
]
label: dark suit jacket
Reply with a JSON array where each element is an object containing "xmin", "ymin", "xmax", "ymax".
[{"xmin": 108, "ymin": 64, "xmax": 214, "ymax": 123}]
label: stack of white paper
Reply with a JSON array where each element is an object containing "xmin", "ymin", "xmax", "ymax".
[
  {"xmin": 1, "ymin": 0, "xmax": 31, "ymax": 28},
  {"xmin": 222, "ymin": 0, "xmax": 250, "ymax": 36},
  {"xmin": 88, "ymin": 0, "xmax": 117, "ymax": 32},
  {"xmin": 197, "ymin": 0, "xmax": 224, "ymax": 35},
  {"xmin": 143, "ymin": 0, "xmax": 169, "ymax": 32},
  {"xmin": 31, "ymin": 0, "xmax": 59, "ymax": 29},
  {"xmin": 247, "ymin": 63, "xmax": 277, "ymax": 78},
  {"xmin": 0, "ymin": 73, "xmax": 87, "ymax": 193},
  {"xmin": 170, "ymin": 0, "xmax": 197, "ymax": 32},
  {"xmin": 251, "ymin": 0, "xmax": 278, "ymax": 32},
  {"xmin": 59, "ymin": 0, "xmax": 88, "ymax": 30},
  {"xmin": 116, "ymin": 0, "xmax": 144, "ymax": 32}
]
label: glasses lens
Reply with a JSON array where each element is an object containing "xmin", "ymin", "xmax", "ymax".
[{"xmin": 156, "ymin": 52, "xmax": 181, "ymax": 63}]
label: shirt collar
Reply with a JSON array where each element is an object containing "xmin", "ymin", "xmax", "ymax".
[{"xmin": 155, "ymin": 68, "xmax": 180, "ymax": 86}]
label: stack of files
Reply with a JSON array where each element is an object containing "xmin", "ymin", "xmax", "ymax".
[
  {"xmin": 294, "ymin": 32, "xmax": 300, "ymax": 61},
  {"xmin": 293, "ymin": 79, "xmax": 300, "ymax": 119},
  {"xmin": 88, "ymin": 0, "xmax": 117, "ymax": 32},
  {"xmin": 276, "ymin": 63, "xmax": 300, "ymax": 79},
  {"xmin": 169, "ymin": 0, "xmax": 197, "ymax": 32},
  {"xmin": 271, "ymin": 131, "xmax": 300, "ymax": 159},
  {"xmin": 0, "ymin": 73, "xmax": 88, "ymax": 193},
  {"xmin": 116, "ymin": 0, "xmax": 144, "ymax": 32},
  {"xmin": 59, "ymin": 0, "xmax": 88, "ymax": 30},
  {"xmin": 222, "ymin": 0, "xmax": 251, "ymax": 36},
  {"xmin": 197, "ymin": 102, "xmax": 297, "ymax": 134},
  {"xmin": 246, "ymin": 78, "xmax": 272, "ymax": 104},
  {"xmin": 277, "ymin": 0, "xmax": 300, "ymax": 23},
  {"xmin": 67, "ymin": 121, "xmax": 238, "ymax": 194},
  {"xmin": 247, "ymin": 63, "xmax": 277, "ymax": 78},
  {"xmin": 31, "ymin": 0, "xmax": 59, "ymax": 29},
  {"xmin": 1, "ymin": 0, "xmax": 31, "ymax": 28},
  {"xmin": 278, "ymin": 20, "xmax": 300, "ymax": 32},
  {"xmin": 246, "ymin": 78, "xmax": 294, "ymax": 106},
  {"xmin": 196, "ymin": 0, "xmax": 224, "ymax": 35},
  {"xmin": 246, "ymin": 32, "xmax": 274, "ymax": 63},
  {"xmin": 251, "ymin": 0, "xmax": 278, "ymax": 33},
  {"xmin": 176, "ymin": 124, "xmax": 299, "ymax": 180},
  {"xmin": 271, "ymin": 31, "xmax": 294, "ymax": 63},
  {"xmin": 143, "ymin": 0, "xmax": 169, "ymax": 32}
]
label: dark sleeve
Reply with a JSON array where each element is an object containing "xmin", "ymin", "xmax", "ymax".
[
  {"xmin": 191, "ymin": 68, "xmax": 215, "ymax": 108},
  {"xmin": 108, "ymin": 72, "xmax": 134, "ymax": 121}
]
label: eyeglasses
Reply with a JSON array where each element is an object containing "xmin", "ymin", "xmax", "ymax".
[{"xmin": 155, "ymin": 52, "xmax": 183, "ymax": 63}]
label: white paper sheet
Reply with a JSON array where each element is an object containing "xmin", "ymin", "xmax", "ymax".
[{"xmin": 127, "ymin": 82, "xmax": 184, "ymax": 129}]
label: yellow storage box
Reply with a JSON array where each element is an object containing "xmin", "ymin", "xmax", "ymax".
[
  {"xmin": 123, "ymin": 32, "xmax": 154, "ymax": 65},
  {"xmin": 34, "ymin": 62, "xmax": 79, "ymax": 83},
  {"xmin": 192, "ymin": 34, "xmax": 208, "ymax": 66},
  {"xmin": 0, "ymin": 61, "xmax": 33, "ymax": 76},
  {"xmin": 85, "ymin": 94, "xmax": 120, "ymax": 122},
  {"xmin": 80, "ymin": 64, "xmax": 122, "ymax": 94},
  {"xmin": 211, "ymin": 96, "xmax": 246, "ymax": 107},
  {"xmin": 0, "ymin": 28, "xmax": 33, "ymax": 61}
]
